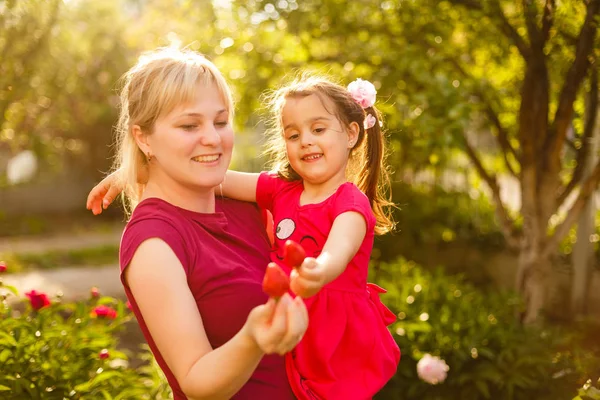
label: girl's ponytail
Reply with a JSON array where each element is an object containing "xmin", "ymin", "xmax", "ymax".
[{"xmin": 355, "ymin": 106, "xmax": 395, "ymax": 235}]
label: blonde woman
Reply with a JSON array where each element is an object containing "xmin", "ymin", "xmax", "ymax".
[{"xmin": 90, "ymin": 48, "xmax": 308, "ymax": 400}]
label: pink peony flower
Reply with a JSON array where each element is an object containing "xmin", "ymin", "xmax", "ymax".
[
  {"xmin": 0, "ymin": 261, "xmax": 6, "ymax": 272},
  {"xmin": 99, "ymin": 349, "xmax": 110, "ymax": 360},
  {"xmin": 347, "ymin": 78, "xmax": 377, "ymax": 108},
  {"xmin": 417, "ymin": 354, "xmax": 449, "ymax": 384},
  {"xmin": 90, "ymin": 287, "xmax": 100, "ymax": 298},
  {"xmin": 91, "ymin": 305, "xmax": 118, "ymax": 319},
  {"xmin": 25, "ymin": 290, "xmax": 51, "ymax": 310}
]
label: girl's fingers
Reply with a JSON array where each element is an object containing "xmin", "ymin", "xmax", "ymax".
[
  {"xmin": 102, "ymin": 185, "xmax": 121, "ymax": 209},
  {"xmin": 86, "ymin": 183, "xmax": 107, "ymax": 208}
]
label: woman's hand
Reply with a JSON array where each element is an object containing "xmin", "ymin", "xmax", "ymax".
[
  {"xmin": 244, "ymin": 293, "xmax": 308, "ymax": 355},
  {"xmin": 290, "ymin": 257, "xmax": 327, "ymax": 298},
  {"xmin": 86, "ymin": 171, "xmax": 123, "ymax": 215}
]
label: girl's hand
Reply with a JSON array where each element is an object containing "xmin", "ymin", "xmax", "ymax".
[
  {"xmin": 244, "ymin": 293, "xmax": 308, "ymax": 355},
  {"xmin": 86, "ymin": 172, "xmax": 123, "ymax": 215},
  {"xmin": 290, "ymin": 257, "xmax": 327, "ymax": 298}
]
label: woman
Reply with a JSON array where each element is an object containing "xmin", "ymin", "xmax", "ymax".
[{"xmin": 88, "ymin": 47, "xmax": 308, "ymax": 399}]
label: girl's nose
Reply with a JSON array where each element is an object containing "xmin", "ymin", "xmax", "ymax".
[{"xmin": 300, "ymin": 132, "xmax": 313, "ymax": 147}]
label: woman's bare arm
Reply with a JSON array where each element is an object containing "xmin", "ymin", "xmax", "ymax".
[{"xmin": 126, "ymin": 238, "xmax": 307, "ymax": 400}]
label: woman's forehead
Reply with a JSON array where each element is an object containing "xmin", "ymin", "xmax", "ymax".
[{"xmin": 163, "ymin": 83, "xmax": 228, "ymax": 119}]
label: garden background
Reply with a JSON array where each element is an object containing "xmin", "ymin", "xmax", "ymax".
[{"xmin": 1, "ymin": 0, "xmax": 600, "ymax": 399}]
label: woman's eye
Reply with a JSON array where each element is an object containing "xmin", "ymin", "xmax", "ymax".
[
  {"xmin": 181, "ymin": 125, "xmax": 197, "ymax": 131},
  {"xmin": 215, "ymin": 121, "xmax": 228, "ymax": 127}
]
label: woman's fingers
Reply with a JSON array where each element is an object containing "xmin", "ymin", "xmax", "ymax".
[
  {"xmin": 275, "ymin": 296, "xmax": 308, "ymax": 355},
  {"xmin": 259, "ymin": 294, "xmax": 291, "ymax": 353}
]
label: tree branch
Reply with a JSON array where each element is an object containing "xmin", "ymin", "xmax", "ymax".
[
  {"xmin": 522, "ymin": 0, "xmax": 542, "ymax": 49},
  {"xmin": 544, "ymin": 160, "xmax": 600, "ymax": 258},
  {"xmin": 557, "ymin": 68, "xmax": 599, "ymax": 207},
  {"xmin": 463, "ymin": 134, "xmax": 520, "ymax": 249},
  {"xmin": 422, "ymin": 41, "xmax": 519, "ymax": 177},
  {"xmin": 541, "ymin": 0, "xmax": 556, "ymax": 44},
  {"xmin": 547, "ymin": 0, "xmax": 600, "ymax": 163},
  {"xmin": 448, "ymin": 0, "xmax": 531, "ymax": 59}
]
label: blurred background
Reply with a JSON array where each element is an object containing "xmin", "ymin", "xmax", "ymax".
[{"xmin": 1, "ymin": 0, "xmax": 600, "ymax": 399}]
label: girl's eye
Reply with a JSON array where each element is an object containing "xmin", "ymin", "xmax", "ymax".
[
  {"xmin": 313, "ymin": 127, "xmax": 326, "ymax": 134},
  {"xmin": 181, "ymin": 125, "xmax": 197, "ymax": 131},
  {"xmin": 215, "ymin": 121, "xmax": 228, "ymax": 128},
  {"xmin": 287, "ymin": 133, "xmax": 299, "ymax": 140}
]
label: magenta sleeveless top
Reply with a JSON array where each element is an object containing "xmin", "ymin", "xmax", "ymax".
[{"xmin": 119, "ymin": 197, "xmax": 295, "ymax": 400}]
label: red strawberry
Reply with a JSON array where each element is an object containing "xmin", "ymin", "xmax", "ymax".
[
  {"xmin": 262, "ymin": 262, "xmax": 290, "ymax": 299},
  {"xmin": 283, "ymin": 240, "xmax": 306, "ymax": 268}
]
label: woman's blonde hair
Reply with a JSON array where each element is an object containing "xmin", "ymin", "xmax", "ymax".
[{"xmin": 112, "ymin": 47, "xmax": 233, "ymax": 217}]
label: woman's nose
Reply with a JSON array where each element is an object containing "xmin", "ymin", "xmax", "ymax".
[{"xmin": 200, "ymin": 124, "xmax": 222, "ymax": 146}]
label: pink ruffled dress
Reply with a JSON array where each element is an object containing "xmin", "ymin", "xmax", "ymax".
[{"xmin": 256, "ymin": 172, "xmax": 401, "ymax": 400}]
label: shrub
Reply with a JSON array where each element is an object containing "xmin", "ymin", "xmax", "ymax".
[
  {"xmin": 0, "ymin": 281, "xmax": 172, "ymax": 399},
  {"xmin": 372, "ymin": 258, "xmax": 600, "ymax": 400},
  {"xmin": 574, "ymin": 379, "xmax": 600, "ymax": 400}
]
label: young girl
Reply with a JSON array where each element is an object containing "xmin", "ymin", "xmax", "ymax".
[{"xmin": 87, "ymin": 74, "xmax": 400, "ymax": 399}]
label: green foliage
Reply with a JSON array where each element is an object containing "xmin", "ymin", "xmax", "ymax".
[
  {"xmin": 370, "ymin": 258, "xmax": 600, "ymax": 400},
  {"xmin": 0, "ymin": 282, "xmax": 172, "ymax": 399},
  {"xmin": 1, "ymin": 245, "xmax": 119, "ymax": 274},
  {"xmin": 373, "ymin": 183, "xmax": 503, "ymax": 284},
  {"xmin": 574, "ymin": 379, "xmax": 600, "ymax": 400}
]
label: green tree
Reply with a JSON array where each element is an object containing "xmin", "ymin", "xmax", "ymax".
[
  {"xmin": 235, "ymin": 0, "xmax": 600, "ymax": 323},
  {"xmin": 0, "ymin": 0, "xmax": 61, "ymax": 155}
]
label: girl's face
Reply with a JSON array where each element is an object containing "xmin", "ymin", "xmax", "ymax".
[
  {"xmin": 281, "ymin": 94, "xmax": 357, "ymax": 187},
  {"xmin": 142, "ymin": 82, "xmax": 234, "ymax": 192}
]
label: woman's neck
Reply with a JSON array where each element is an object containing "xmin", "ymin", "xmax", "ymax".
[{"xmin": 142, "ymin": 175, "xmax": 216, "ymax": 214}]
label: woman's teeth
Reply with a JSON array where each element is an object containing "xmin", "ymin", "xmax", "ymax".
[{"xmin": 192, "ymin": 155, "xmax": 219, "ymax": 163}]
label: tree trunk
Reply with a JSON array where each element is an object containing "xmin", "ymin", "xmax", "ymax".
[
  {"xmin": 516, "ymin": 244, "xmax": 552, "ymax": 323},
  {"xmin": 571, "ymin": 96, "xmax": 600, "ymax": 316}
]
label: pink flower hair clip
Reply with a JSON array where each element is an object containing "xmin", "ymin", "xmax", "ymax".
[
  {"xmin": 348, "ymin": 78, "xmax": 378, "ymax": 130},
  {"xmin": 364, "ymin": 114, "xmax": 377, "ymax": 130},
  {"xmin": 348, "ymin": 78, "xmax": 377, "ymax": 109}
]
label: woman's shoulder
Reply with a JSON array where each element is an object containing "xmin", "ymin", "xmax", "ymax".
[{"xmin": 129, "ymin": 197, "xmax": 180, "ymax": 221}]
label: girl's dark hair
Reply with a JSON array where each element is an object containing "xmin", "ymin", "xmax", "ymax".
[{"xmin": 264, "ymin": 74, "xmax": 395, "ymax": 235}]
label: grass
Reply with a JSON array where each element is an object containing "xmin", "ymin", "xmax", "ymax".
[{"xmin": 0, "ymin": 244, "xmax": 119, "ymax": 274}]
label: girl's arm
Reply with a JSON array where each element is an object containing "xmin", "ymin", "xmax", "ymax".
[
  {"xmin": 86, "ymin": 171, "xmax": 122, "ymax": 215},
  {"xmin": 126, "ymin": 238, "xmax": 308, "ymax": 400},
  {"xmin": 221, "ymin": 170, "xmax": 260, "ymax": 202},
  {"xmin": 291, "ymin": 211, "xmax": 367, "ymax": 298},
  {"xmin": 86, "ymin": 170, "xmax": 260, "ymax": 215}
]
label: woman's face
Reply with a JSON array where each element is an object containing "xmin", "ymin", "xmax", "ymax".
[{"xmin": 145, "ymin": 82, "xmax": 234, "ymax": 192}]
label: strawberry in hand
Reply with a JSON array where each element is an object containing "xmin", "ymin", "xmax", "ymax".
[
  {"xmin": 283, "ymin": 240, "xmax": 306, "ymax": 268},
  {"xmin": 262, "ymin": 262, "xmax": 290, "ymax": 299}
]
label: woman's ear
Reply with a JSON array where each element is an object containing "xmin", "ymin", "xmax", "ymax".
[
  {"xmin": 347, "ymin": 121, "xmax": 360, "ymax": 149},
  {"xmin": 132, "ymin": 125, "xmax": 151, "ymax": 156}
]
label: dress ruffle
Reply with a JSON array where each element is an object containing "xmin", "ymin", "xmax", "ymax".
[{"xmin": 286, "ymin": 284, "xmax": 400, "ymax": 400}]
